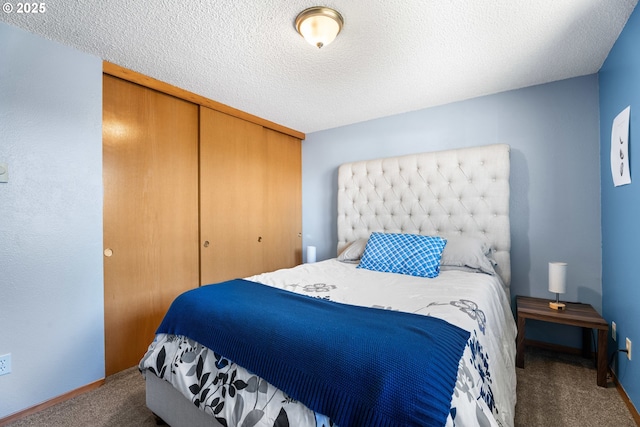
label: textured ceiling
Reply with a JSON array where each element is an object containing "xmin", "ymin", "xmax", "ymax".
[{"xmin": 1, "ymin": 1, "xmax": 637, "ymax": 134}]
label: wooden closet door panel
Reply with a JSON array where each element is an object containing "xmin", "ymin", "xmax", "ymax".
[
  {"xmin": 103, "ymin": 75, "xmax": 199, "ymax": 375},
  {"xmin": 263, "ymin": 129, "xmax": 302, "ymax": 272},
  {"xmin": 200, "ymin": 107, "xmax": 266, "ymax": 284}
]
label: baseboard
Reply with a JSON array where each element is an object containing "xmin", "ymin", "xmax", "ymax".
[
  {"xmin": 609, "ymin": 369, "xmax": 640, "ymax": 425},
  {"xmin": 0, "ymin": 378, "xmax": 105, "ymax": 427}
]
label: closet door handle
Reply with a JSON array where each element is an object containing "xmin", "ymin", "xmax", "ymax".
[
  {"xmin": 258, "ymin": 236, "xmax": 262, "ymax": 242},
  {"xmin": 203, "ymin": 241, "xmax": 210, "ymax": 248},
  {"xmin": 104, "ymin": 248, "xmax": 113, "ymax": 257}
]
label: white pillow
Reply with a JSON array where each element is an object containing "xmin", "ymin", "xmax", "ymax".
[
  {"xmin": 338, "ymin": 235, "xmax": 497, "ymax": 276},
  {"xmin": 439, "ymin": 236, "xmax": 496, "ymax": 275},
  {"xmin": 337, "ymin": 238, "xmax": 368, "ymax": 263}
]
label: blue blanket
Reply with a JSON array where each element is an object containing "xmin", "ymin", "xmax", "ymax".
[{"xmin": 156, "ymin": 279, "xmax": 470, "ymax": 427}]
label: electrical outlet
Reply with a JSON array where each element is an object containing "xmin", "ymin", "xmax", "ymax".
[
  {"xmin": 612, "ymin": 321, "xmax": 617, "ymax": 341},
  {"xmin": 626, "ymin": 338, "xmax": 632, "ymax": 361},
  {"xmin": 0, "ymin": 354, "xmax": 11, "ymax": 376}
]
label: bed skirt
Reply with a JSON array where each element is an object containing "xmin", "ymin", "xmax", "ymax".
[{"xmin": 145, "ymin": 370, "xmax": 223, "ymax": 427}]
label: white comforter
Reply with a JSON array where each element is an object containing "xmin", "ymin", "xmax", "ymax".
[{"xmin": 140, "ymin": 259, "xmax": 517, "ymax": 427}]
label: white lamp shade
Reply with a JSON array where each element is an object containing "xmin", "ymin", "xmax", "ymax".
[
  {"xmin": 306, "ymin": 246, "xmax": 317, "ymax": 263},
  {"xmin": 548, "ymin": 262, "xmax": 567, "ymax": 294}
]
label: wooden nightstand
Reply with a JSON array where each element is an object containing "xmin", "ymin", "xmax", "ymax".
[{"xmin": 516, "ymin": 295, "xmax": 609, "ymax": 387}]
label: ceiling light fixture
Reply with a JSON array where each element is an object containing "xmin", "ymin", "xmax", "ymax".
[{"xmin": 295, "ymin": 6, "xmax": 344, "ymax": 49}]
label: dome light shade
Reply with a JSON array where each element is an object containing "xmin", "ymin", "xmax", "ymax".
[{"xmin": 295, "ymin": 7, "xmax": 344, "ymax": 49}]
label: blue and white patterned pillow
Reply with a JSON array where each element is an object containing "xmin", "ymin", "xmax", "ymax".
[{"xmin": 357, "ymin": 232, "xmax": 447, "ymax": 278}]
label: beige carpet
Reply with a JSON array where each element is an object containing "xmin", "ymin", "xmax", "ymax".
[
  {"xmin": 515, "ymin": 347, "xmax": 637, "ymax": 427},
  {"xmin": 5, "ymin": 347, "xmax": 638, "ymax": 426},
  {"xmin": 4, "ymin": 366, "xmax": 156, "ymax": 427}
]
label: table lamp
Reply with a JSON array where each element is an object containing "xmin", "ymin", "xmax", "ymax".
[
  {"xmin": 306, "ymin": 246, "xmax": 317, "ymax": 263},
  {"xmin": 548, "ymin": 262, "xmax": 567, "ymax": 310}
]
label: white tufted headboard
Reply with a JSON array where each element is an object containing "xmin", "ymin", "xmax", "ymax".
[{"xmin": 337, "ymin": 144, "xmax": 511, "ymax": 290}]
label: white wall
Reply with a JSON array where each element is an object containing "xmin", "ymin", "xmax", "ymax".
[
  {"xmin": 0, "ymin": 22, "xmax": 104, "ymax": 418},
  {"xmin": 302, "ymin": 75, "xmax": 602, "ymax": 346}
]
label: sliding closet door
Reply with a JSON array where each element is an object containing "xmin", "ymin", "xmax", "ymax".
[
  {"xmin": 200, "ymin": 107, "xmax": 266, "ymax": 284},
  {"xmin": 262, "ymin": 129, "xmax": 302, "ymax": 272},
  {"xmin": 103, "ymin": 75, "xmax": 199, "ymax": 375}
]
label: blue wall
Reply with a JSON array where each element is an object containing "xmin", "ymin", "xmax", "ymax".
[
  {"xmin": 599, "ymin": 5, "xmax": 640, "ymax": 413},
  {"xmin": 303, "ymin": 75, "xmax": 602, "ymax": 332},
  {"xmin": 0, "ymin": 22, "xmax": 104, "ymax": 418}
]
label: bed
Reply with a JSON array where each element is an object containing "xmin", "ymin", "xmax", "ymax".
[{"xmin": 139, "ymin": 143, "xmax": 517, "ymax": 427}]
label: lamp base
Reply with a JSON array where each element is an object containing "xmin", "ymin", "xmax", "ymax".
[{"xmin": 549, "ymin": 301, "xmax": 566, "ymax": 310}]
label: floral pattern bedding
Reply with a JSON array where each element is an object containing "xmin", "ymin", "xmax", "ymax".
[{"xmin": 140, "ymin": 259, "xmax": 517, "ymax": 427}]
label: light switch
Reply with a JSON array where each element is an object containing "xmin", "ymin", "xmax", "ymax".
[{"xmin": 0, "ymin": 163, "xmax": 7, "ymax": 183}]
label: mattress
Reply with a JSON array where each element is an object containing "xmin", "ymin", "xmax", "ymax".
[{"xmin": 140, "ymin": 258, "xmax": 517, "ymax": 427}]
